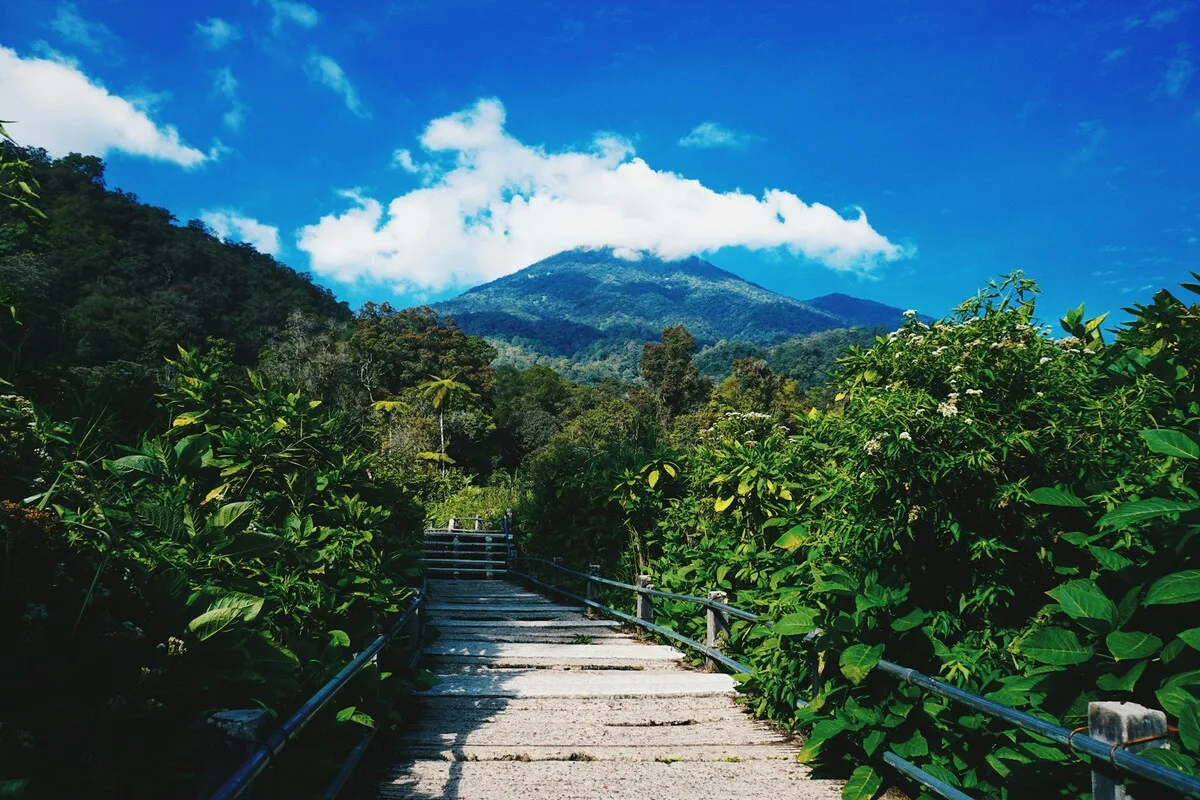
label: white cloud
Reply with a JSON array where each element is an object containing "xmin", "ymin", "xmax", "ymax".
[
  {"xmin": 297, "ymin": 98, "xmax": 905, "ymax": 292},
  {"xmin": 1161, "ymin": 51, "xmax": 1195, "ymax": 97},
  {"xmin": 266, "ymin": 0, "xmax": 320, "ymax": 32},
  {"xmin": 51, "ymin": 3, "xmax": 117, "ymax": 53},
  {"xmin": 196, "ymin": 17, "xmax": 241, "ymax": 49},
  {"xmin": 213, "ymin": 67, "xmax": 246, "ymax": 131},
  {"xmin": 0, "ymin": 46, "xmax": 208, "ymax": 167},
  {"xmin": 306, "ymin": 53, "xmax": 368, "ymax": 118},
  {"xmin": 678, "ymin": 121, "xmax": 760, "ymax": 150},
  {"xmin": 202, "ymin": 210, "xmax": 281, "ymax": 255}
]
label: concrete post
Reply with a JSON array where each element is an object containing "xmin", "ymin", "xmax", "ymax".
[
  {"xmin": 1089, "ymin": 701, "xmax": 1168, "ymax": 800},
  {"xmin": 585, "ymin": 564, "xmax": 601, "ymax": 618},
  {"xmin": 448, "ymin": 516, "xmax": 457, "ymax": 531},
  {"xmin": 474, "ymin": 516, "xmax": 482, "ymax": 531},
  {"xmin": 636, "ymin": 575, "xmax": 655, "ymax": 624},
  {"xmin": 706, "ymin": 590, "xmax": 730, "ymax": 671}
]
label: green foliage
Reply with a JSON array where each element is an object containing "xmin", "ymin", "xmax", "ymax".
[
  {"xmin": 520, "ymin": 273, "xmax": 1200, "ymax": 797},
  {"xmin": 1, "ymin": 346, "xmax": 423, "ymax": 796}
]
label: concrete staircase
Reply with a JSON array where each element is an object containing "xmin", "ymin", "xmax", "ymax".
[
  {"xmin": 375, "ymin": 579, "xmax": 843, "ymax": 800},
  {"xmin": 419, "ymin": 520, "xmax": 510, "ymax": 579}
]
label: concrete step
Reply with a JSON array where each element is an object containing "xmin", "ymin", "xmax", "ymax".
[
  {"xmin": 377, "ymin": 760, "xmax": 844, "ymax": 800},
  {"xmin": 401, "ymin": 743, "xmax": 799, "ymax": 762},
  {"xmin": 426, "ymin": 642, "xmax": 684, "ymax": 669},
  {"xmin": 418, "ymin": 669, "xmax": 736, "ymax": 698}
]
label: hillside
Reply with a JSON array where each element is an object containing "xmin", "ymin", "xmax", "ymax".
[
  {"xmin": 433, "ymin": 248, "xmax": 910, "ymax": 381},
  {"xmin": 0, "ymin": 147, "xmax": 350, "ymax": 414}
]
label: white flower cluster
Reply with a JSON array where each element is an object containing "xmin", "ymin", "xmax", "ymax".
[
  {"xmin": 864, "ymin": 431, "xmax": 891, "ymax": 456},
  {"xmin": 938, "ymin": 392, "xmax": 960, "ymax": 418}
]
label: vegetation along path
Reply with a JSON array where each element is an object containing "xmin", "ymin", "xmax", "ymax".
[{"xmin": 375, "ymin": 578, "xmax": 843, "ymax": 799}]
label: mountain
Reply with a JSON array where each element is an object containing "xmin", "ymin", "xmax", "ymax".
[{"xmin": 432, "ymin": 249, "xmax": 911, "ymax": 382}]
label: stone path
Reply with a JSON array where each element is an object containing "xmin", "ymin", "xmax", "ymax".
[{"xmin": 375, "ymin": 579, "xmax": 843, "ymax": 799}]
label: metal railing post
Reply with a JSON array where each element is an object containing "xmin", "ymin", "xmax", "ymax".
[
  {"xmin": 636, "ymin": 575, "xmax": 655, "ymax": 624},
  {"xmin": 585, "ymin": 564, "xmax": 601, "ymax": 619},
  {"xmin": 1089, "ymin": 701, "xmax": 1168, "ymax": 800},
  {"xmin": 552, "ymin": 556, "xmax": 564, "ymax": 597},
  {"xmin": 706, "ymin": 590, "xmax": 730, "ymax": 672}
]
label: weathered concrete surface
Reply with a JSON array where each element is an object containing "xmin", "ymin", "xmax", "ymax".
[{"xmin": 374, "ymin": 578, "xmax": 842, "ymax": 799}]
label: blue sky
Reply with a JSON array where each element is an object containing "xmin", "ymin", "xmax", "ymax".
[{"xmin": 1, "ymin": 0, "xmax": 1197, "ymax": 329}]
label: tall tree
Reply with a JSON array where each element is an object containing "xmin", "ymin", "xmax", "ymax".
[
  {"xmin": 640, "ymin": 325, "xmax": 710, "ymax": 416},
  {"xmin": 417, "ymin": 373, "xmax": 475, "ymax": 471}
]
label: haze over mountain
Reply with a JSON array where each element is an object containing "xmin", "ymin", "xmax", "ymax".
[{"xmin": 432, "ymin": 249, "xmax": 910, "ymax": 381}]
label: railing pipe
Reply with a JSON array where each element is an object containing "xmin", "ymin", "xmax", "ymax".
[
  {"xmin": 209, "ymin": 582, "xmax": 426, "ymax": 800},
  {"xmin": 882, "ymin": 752, "xmax": 973, "ymax": 800},
  {"xmin": 508, "ymin": 566, "xmax": 750, "ymax": 674},
  {"xmin": 878, "ymin": 660, "xmax": 1200, "ymax": 798}
]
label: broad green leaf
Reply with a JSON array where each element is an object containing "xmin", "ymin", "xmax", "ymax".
[
  {"xmin": 840, "ymin": 643, "xmax": 884, "ymax": 685},
  {"xmin": 187, "ymin": 606, "xmax": 241, "ymax": 640},
  {"xmin": 1144, "ymin": 570, "xmax": 1200, "ymax": 605},
  {"xmin": 1027, "ymin": 486, "xmax": 1088, "ymax": 507},
  {"xmin": 105, "ymin": 454, "xmax": 161, "ymax": 478},
  {"xmin": 891, "ymin": 608, "xmax": 928, "ymax": 632},
  {"xmin": 892, "ymin": 730, "xmax": 929, "ymax": 758},
  {"xmin": 1099, "ymin": 498, "xmax": 1198, "ymax": 530},
  {"xmin": 1179, "ymin": 627, "xmax": 1200, "ymax": 651},
  {"xmin": 646, "ymin": 469, "xmax": 660, "ymax": 488},
  {"xmin": 1019, "ymin": 627, "xmax": 1093, "ymax": 665},
  {"xmin": 662, "ymin": 462, "xmax": 677, "ymax": 477},
  {"xmin": 209, "ymin": 591, "xmax": 265, "ymax": 622},
  {"xmin": 1152, "ymin": 686, "xmax": 1200, "ymax": 724},
  {"xmin": 329, "ymin": 629, "xmax": 351, "ymax": 648},
  {"xmin": 774, "ymin": 608, "xmax": 819, "ymax": 636},
  {"xmin": 1106, "ymin": 630, "xmax": 1163, "ymax": 661},
  {"xmin": 349, "ymin": 711, "xmax": 375, "ymax": 728},
  {"xmin": 213, "ymin": 501, "xmax": 255, "ymax": 530},
  {"xmin": 1089, "ymin": 546, "xmax": 1134, "ymax": 572},
  {"xmin": 714, "ymin": 495, "xmax": 735, "ymax": 513},
  {"xmin": 1046, "ymin": 580, "xmax": 1116, "ymax": 633},
  {"xmin": 336, "ymin": 705, "xmax": 357, "ymax": 723},
  {"xmin": 203, "ymin": 483, "xmax": 230, "ymax": 504},
  {"xmin": 773, "ymin": 524, "xmax": 805, "ymax": 551},
  {"xmin": 1096, "ymin": 661, "xmax": 1148, "ymax": 692},
  {"xmin": 172, "ymin": 411, "xmax": 206, "ymax": 427},
  {"xmin": 796, "ymin": 719, "xmax": 846, "ymax": 763},
  {"xmin": 862, "ymin": 729, "xmax": 885, "ymax": 756},
  {"xmin": 841, "ymin": 765, "xmax": 883, "ymax": 800},
  {"xmin": 1139, "ymin": 429, "xmax": 1199, "ymax": 460}
]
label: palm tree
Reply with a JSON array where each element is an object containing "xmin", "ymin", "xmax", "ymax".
[{"xmin": 417, "ymin": 373, "xmax": 474, "ymax": 472}]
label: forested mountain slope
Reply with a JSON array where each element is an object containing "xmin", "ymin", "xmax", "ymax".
[
  {"xmin": 432, "ymin": 248, "xmax": 912, "ymax": 381},
  {"xmin": 0, "ymin": 147, "xmax": 349, "ymax": 392}
]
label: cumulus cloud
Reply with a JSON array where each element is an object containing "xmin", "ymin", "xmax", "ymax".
[
  {"xmin": 678, "ymin": 121, "xmax": 760, "ymax": 150},
  {"xmin": 1160, "ymin": 51, "xmax": 1195, "ymax": 97},
  {"xmin": 297, "ymin": 99, "xmax": 905, "ymax": 292},
  {"xmin": 213, "ymin": 67, "xmax": 246, "ymax": 131},
  {"xmin": 51, "ymin": 3, "xmax": 118, "ymax": 53},
  {"xmin": 306, "ymin": 53, "xmax": 368, "ymax": 117},
  {"xmin": 202, "ymin": 210, "xmax": 281, "ymax": 255},
  {"xmin": 0, "ymin": 46, "xmax": 208, "ymax": 167},
  {"xmin": 266, "ymin": 0, "xmax": 320, "ymax": 32},
  {"xmin": 196, "ymin": 17, "xmax": 241, "ymax": 49}
]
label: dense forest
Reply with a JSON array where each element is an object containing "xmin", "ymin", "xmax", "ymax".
[{"xmin": 2, "ymin": 141, "xmax": 1199, "ymax": 799}]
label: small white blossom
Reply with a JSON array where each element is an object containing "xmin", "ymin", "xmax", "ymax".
[
  {"xmin": 964, "ymin": 418, "xmax": 974, "ymax": 425},
  {"xmin": 899, "ymin": 431, "xmax": 912, "ymax": 441},
  {"xmin": 1083, "ymin": 348, "xmax": 1095, "ymax": 355},
  {"xmin": 1039, "ymin": 356, "xmax": 1052, "ymax": 365},
  {"xmin": 937, "ymin": 401, "xmax": 959, "ymax": 417},
  {"xmin": 903, "ymin": 309, "xmax": 917, "ymax": 317},
  {"xmin": 965, "ymin": 388, "xmax": 983, "ymax": 396}
]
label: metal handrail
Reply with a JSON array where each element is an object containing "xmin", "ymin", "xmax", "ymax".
[
  {"xmin": 514, "ymin": 556, "xmax": 764, "ymax": 622},
  {"xmin": 879, "ymin": 660, "xmax": 1200, "ymax": 798},
  {"xmin": 507, "ymin": 565, "xmax": 751, "ymax": 674},
  {"xmin": 513, "ymin": 556, "xmax": 1200, "ymax": 799},
  {"xmin": 209, "ymin": 579, "xmax": 427, "ymax": 800}
]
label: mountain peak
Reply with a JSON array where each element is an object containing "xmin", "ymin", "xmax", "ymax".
[{"xmin": 433, "ymin": 249, "xmax": 909, "ymax": 382}]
